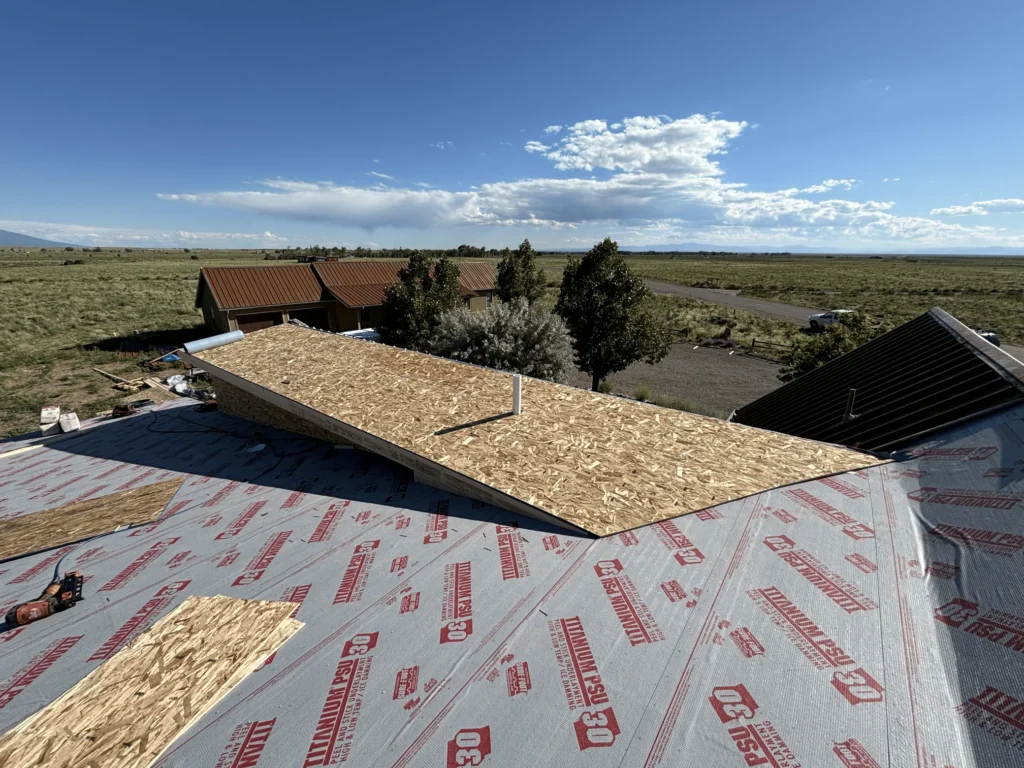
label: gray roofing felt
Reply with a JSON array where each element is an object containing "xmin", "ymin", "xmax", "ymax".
[{"xmin": 0, "ymin": 398, "xmax": 1023, "ymax": 766}]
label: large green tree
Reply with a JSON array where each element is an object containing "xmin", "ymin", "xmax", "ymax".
[
  {"xmin": 555, "ymin": 238, "xmax": 672, "ymax": 391},
  {"xmin": 379, "ymin": 254, "xmax": 462, "ymax": 351},
  {"xmin": 496, "ymin": 239, "xmax": 546, "ymax": 305}
]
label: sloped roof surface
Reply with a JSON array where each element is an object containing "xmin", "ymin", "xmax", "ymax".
[
  {"xmin": 196, "ymin": 265, "xmax": 326, "ymax": 310},
  {"xmin": 192, "ymin": 323, "xmax": 881, "ymax": 535},
  {"xmin": 733, "ymin": 307, "xmax": 1024, "ymax": 451},
  {"xmin": 1, "ymin": 398, "xmax": 1022, "ymax": 767},
  {"xmin": 313, "ymin": 261, "xmax": 495, "ymax": 307}
]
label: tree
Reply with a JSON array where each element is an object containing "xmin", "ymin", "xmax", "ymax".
[
  {"xmin": 496, "ymin": 239, "xmax": 546, "ymax": 305},
  {"xmin": 430, "ymin": 298, "xmax": 575, "ymax": 382},
  {"xmin": 555, "ymin": 237, "xmax": 671, "ymax": 391},
  {"xmin": 778, "ymin": 312, "xmax": 888, "ymax": 382},
  {"xmin": 379, "ymin": 253, "xmax": 462, "ymax": 351}
]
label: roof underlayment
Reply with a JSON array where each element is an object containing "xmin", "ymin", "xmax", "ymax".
[
  {"xmin": 1, "ymin": 398, "xmax": 1024, "ymax": 766},
  {"xmin": 188, "ymin": 323, "xmax": 883, "ymax": 536}
]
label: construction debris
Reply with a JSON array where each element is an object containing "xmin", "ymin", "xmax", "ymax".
[
  {"xmin": 58, "ymin": 412, "xmax": 80, "ymax": 433},
  {"xmin": 39, "ymin": 405, "xmax": 60, "ymax": 425}
]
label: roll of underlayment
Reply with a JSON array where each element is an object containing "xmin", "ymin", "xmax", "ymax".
[{"xmin": 183, "ymin": 330, "xmax": 244, "ymax": 355}]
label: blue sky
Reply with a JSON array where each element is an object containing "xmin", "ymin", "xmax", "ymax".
[{"xmin": 3, "ymin": 0, "xmax": 1024, "ymax": 250}]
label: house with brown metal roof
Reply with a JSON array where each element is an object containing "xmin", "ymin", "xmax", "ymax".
[{"xmin": 195, "ymin": 261, "xmax": 496, "ymax": 334}]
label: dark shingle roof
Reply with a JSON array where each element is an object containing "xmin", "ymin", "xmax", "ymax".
[{"xmin": 731, "ymin": 307, "xmax": 1024, "ymax": 451}]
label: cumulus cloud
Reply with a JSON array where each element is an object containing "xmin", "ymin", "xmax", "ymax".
[
  {"xmin": 0, "ymin": 219, "xmax": 288, "ymax": 247},
  {"xmin": 543, "ymin": 125, "xmax": 562, "ymax": 134},
  {"xmin": 931, "ymin": 199, "xmax": 1024, "ymax": 216},
  {"xmin": 155, "ymin": 114, "xmax": 1024, "ymax": 247},
  {"xmin": 431, "ymin": 141, "xmax": 454, "ymax": 149},
  {"xmin": 537, "ymin": 114, "xmax": 746, "ymax": 176}
]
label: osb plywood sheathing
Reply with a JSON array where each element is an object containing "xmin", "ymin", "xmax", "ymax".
[
  {"xmin": 0, "ymin": 595, "xmax": 303, "ymax": 768},
  {"xmin": 0, "ymin": 477, "xmax": 185, "ymax": 563}
]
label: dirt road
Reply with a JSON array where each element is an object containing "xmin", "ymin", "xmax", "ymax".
[
  {"xmin": 644, "ymin": 280, "xmax": 824, "ymax": 325},
  {"xmin": 645, "ymin": 279, "xmax": 1024, "ymax": 361},
  {"xmin": 568, "ymin": 344, "xmax": 781, "ymax": 415}
]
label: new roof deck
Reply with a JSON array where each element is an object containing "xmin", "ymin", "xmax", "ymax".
[{"xmin": 193, "ymin": 323, "xmax": 884, "ymax": 535}]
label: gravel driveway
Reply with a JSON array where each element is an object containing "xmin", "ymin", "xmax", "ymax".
[
  {"xmin": 568, "ymin": 344, "xmax": 782, "ymax": 415},
  {"xmin": 644, "ymin": 280, "xmax": 823, "ymax": 325}
]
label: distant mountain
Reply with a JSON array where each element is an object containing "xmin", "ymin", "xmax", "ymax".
[
  {"xmin": 617, "ymin": 243, "xmax": 1024, "ymax": 256},
  {"xmin": 0, "ymin": 229, "xmax": 77, "ymax": 247}
]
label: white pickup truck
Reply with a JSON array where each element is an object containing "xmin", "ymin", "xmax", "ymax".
[{"xmin": 808, "ymin": 309, "xmax": 855, "ymax": 330}]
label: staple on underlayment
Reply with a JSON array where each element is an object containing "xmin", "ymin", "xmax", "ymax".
[
  {"xmin": 0, "ymin": 477, "xmax": 185, "ymax": 563},
  {"xmin": 0, "ymin": 595, "xmax": 303, "ymax": 768}
]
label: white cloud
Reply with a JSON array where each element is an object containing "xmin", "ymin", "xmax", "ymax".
[
  {"xmin": 0, "ymin": 219, "xmax": 289, "ymax": 247},
  {"xmin": 543, "ymin": 125, "xmax": 562, "ymax": 134},
  {"xmin": 931, "ymin": 198, "xmax": 1024, "ymax": 216},
  {"xmin": 431, "ymin": 141, "xmax": 454, "ymax": 149},
  {"xmin": 367, "ymin": 171, "xmax": 393, "ymax": 180},
  {"xmin": 155, "ymin": 114, "xmax": 1024, "ymax": 248},
  {"xmin": 415, "ymin": 182, "xmax": 433, "ymax": 188},
  {"xmin": 800, "ymin": 179, "xmax": 857, "ymax": 194},
  {"xmin": 537, "ymin": 114, "xmax": 746, "ymax": 176}
]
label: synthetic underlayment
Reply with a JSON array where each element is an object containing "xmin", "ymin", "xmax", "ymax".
[
  {"xmin": 193, "ymin": 323, "xmax": 883, "ymax": 535},
  {"xmin": 0, "ymin": 399, "xmax": 1022, "ymax": 767}
]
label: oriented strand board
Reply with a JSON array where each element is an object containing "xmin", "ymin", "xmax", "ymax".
[
  {"xmin": 196, "ymin": 324, "xmax": 886, "ymax": 535},
  {"xmin": 0, "ymin": 595, "xmax": 303, "ymax": 768},
  {"xmin": 0, "ymin": 477, "xmax": 184, "ymax": 562}
]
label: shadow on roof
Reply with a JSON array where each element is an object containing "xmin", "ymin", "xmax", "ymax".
[{"xmin": 44, "ymin": 403, "xmax": 571, "ymax": 538}]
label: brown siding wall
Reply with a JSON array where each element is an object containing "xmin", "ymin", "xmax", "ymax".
[
  {"xmin": 201, "ymin": 287, "xmax": 232, "ymax": 333},
  {"xmin": 214, "ymin": 378, "xmax": 349, "ymax": 445},
  {"xmin": 330, "ymin": 305, "xmax": 361, "ymax": 331},
  {"xmin": 468, "ymin": 295, "xmax": 486, "ymax": 312}
]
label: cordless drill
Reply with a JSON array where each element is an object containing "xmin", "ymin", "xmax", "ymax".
[{"xmin": 5, "ymin": 572, "xmax": 84, "ymax": 627}]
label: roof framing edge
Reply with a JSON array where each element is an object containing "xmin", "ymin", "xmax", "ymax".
[{"xmin": 182, "ymin": 351, "xmax": 594, "ymax": 537}]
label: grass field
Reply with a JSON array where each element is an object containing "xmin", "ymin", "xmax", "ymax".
[
  {"xmin": 0, "ymin": 249, "xmax": 267, "ymax": 437},
  {"xmin": 619, "ymin": 255, "xmax": 1024, "ymax": 342},
  {"xmin": 1, "ymin": 247, "xmax": 1021, "ymax": 436}
]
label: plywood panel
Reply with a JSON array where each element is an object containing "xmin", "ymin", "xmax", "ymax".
[
  {"xmin": 0, "ymin": 477, "xmax": 184, "ymax": 562},
  {"xmin": 195, "ymin": 324, "xmax": 886, "ymax": 536},
  {"xmin": 0, "ymin": 595, "xmax": 302, "ymax": 768}
]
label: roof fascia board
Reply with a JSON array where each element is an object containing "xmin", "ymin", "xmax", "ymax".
[
  {"xmin": 183, "ymin": 350, "xmax": 592, "ymax": 537},
  {"xmin": 226, "ymin": 300, "xmax": 334, "ymax": 314}
]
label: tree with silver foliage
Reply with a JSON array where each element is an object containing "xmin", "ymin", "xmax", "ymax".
[{"xmin": 429, "ymin": 298, "xmax": 576, "ymax": 382}]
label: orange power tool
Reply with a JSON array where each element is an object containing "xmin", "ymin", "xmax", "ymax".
[{"xmin": 5, "ymin": 572, "xmax": 84, "ymax": 627}]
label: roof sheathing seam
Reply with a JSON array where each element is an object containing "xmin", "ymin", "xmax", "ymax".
[{"xmin": 189, "ymin": 324, "xmax": 883, "ymax": 536}]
